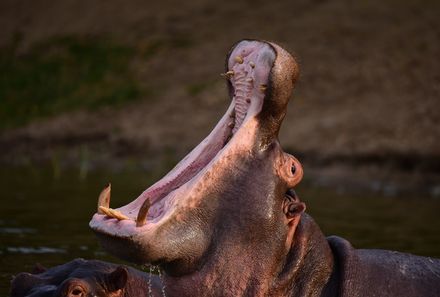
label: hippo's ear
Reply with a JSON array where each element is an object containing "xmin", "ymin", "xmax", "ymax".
[
  {"xmin": 106, "ymin": 266, "xmax": 128, "ymax": 292},
  {"xmin": 283, "ymin": 190, "xmax": 306, "ymax": 220},
  {"xmin": 283, "ymin": 190, "xmax": 306, "ymax": 249},
  {"xmin": 10, "ymin": 272, "xmax": 44, "ymax": 297},
  {"xmin": 31, "ymin": 263, "xmax": 47, "ymax": 274}
]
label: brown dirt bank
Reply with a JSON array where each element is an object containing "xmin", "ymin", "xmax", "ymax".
[{"xmin": 1, "ymin": 0, "xmax": 439, "ymax": 195}]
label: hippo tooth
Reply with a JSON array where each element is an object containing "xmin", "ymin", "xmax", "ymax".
[
  {"xmin": 99, "ymin": 206, "xmax": 130, "ymax": 221},
  {"xmin": 97, "ymin": 183, "xmax": 111, "ymax": 214},
  {"xmin": 259, "ymin": 84, "xmax": 267, "ymax": 93},
  {"xmin": 249, "ymin": 61, "xmax": 255, "ymax": 68},
  {"xmin": 221, "ymin": 70, "xmax": 234, "ymax": 79},
  {"xmin": 235, "ymin": 55, "xmax": 244, "ymax": 64},
  {"xmin": 136, "ymin": 199, "xmax": 151, "ymax": 227},
  {"xmin": 99, "ymin": 206, "xmax": 112, "ymax": 217}
]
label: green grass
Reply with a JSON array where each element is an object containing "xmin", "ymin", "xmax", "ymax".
[{"xmin": 0, "ymin": 36, "xmax": 140, "ymax": 129}]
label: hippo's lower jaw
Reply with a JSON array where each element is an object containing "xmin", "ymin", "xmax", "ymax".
[{"xmin": 89, "ymin": 40, "xmax": 299, "ymax": 265}]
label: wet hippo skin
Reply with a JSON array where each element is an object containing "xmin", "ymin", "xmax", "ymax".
[
  {"xmin": 10, "ymin": 40, "xmax": 440, "ymax": 296},
  {"xmin": 10, "ymin": 258, "xmax": 160, "ymax": 297}
]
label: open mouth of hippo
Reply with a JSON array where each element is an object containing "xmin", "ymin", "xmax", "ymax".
[{"xmin": 89, "ymin": 39, "xmax": 296, "ymax": 263}]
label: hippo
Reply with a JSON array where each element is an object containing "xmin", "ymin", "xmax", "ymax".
[
  {"xmin": 11, "ymin": 39, "xmax": 440, "ymax": 297},
  {"xmin": 10, "ymin": 258, "xmax": 159, "ymax": 297}
]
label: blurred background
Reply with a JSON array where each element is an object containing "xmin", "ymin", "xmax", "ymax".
[{"xmin": 1, "ymin": 0, "xmax": 439, "ymax": 294}]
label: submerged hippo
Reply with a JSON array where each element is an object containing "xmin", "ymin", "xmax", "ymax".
[
  {"xmin": 10, "ymin": 258, "xmax": 158, "ymax": 297},
  {"xmin": 11, "ymin": 40, "xmax": 440, "ymax": 297}
]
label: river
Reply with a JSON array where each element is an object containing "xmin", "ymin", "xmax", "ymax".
[{"xmin": 1, "ymin": 165, "xmax": 439, "ymax": 295}]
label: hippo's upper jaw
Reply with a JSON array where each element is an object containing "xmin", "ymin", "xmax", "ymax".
[{"xmin": 89, "ymin": 40, "xmax": 302, "ymax": 274}]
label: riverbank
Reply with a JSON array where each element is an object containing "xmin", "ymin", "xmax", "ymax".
[{"xmin": 1, "ymin": 0, "xmax": 439, "ymax": 196}]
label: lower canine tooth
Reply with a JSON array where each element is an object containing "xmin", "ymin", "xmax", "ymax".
[
  {"xmin": 97, "ymin": 183, "xmax": 111, "ymax": 214},
  {"xmin": 99, "ymin": 206, "xmax": 130, "ymax": 221},
  {"xmin": 136, "ymin": 199, "xmax": 151, "ymax": 227}
]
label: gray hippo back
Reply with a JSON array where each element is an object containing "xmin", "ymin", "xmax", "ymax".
[{"xmin": 328, "ymin": 236, "xmax": 440, "ymax": 297}]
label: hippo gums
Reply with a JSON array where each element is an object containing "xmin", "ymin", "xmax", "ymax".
[{"xmin": 11, "ymin": 40, "xmax": 440, "ymax": 296}]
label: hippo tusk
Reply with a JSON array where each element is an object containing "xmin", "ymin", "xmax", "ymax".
[
  {"xmin": 136, "ymin": 199, "xmax": 151, "ymax": 227},
  {"xmin": 97, "ymin": 183, "xmax": 111, "ymax": 214},
  {"xmin": 97, "ymin": 184, "xmax": 131, "ymax": 221},
  {"xmin": 99, "ymin": 206, "xmax": 130, "ymax": 221}
]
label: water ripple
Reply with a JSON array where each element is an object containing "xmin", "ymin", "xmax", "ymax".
[
  {"xmin": 0, "ymin": 227, "xmax": 36, "ymax": 234},
  {"xmin": 6, "ymin": 246, "xmax": 66, "ymax": 254}
]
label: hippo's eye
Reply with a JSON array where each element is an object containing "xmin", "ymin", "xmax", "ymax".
[
  {"xmin": 69, "ymin": 285, "xmax": 86, "ymax": 297},
  {"xmin": 291, "ymin": 165, "xmax": 296, "ymax": 175}
]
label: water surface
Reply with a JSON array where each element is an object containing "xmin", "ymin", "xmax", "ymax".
[{"xmin": 1, "ymin": 165, "xmax": 439, "ymax": 295}]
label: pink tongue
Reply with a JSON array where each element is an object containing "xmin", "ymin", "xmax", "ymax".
[
  {"xmin": 134, "ymin": 137, "xmax": 226, "ymax": 215},
  {"xmin": 119, "ymin": 103, "xmax": 236, "ymax": 218}
]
